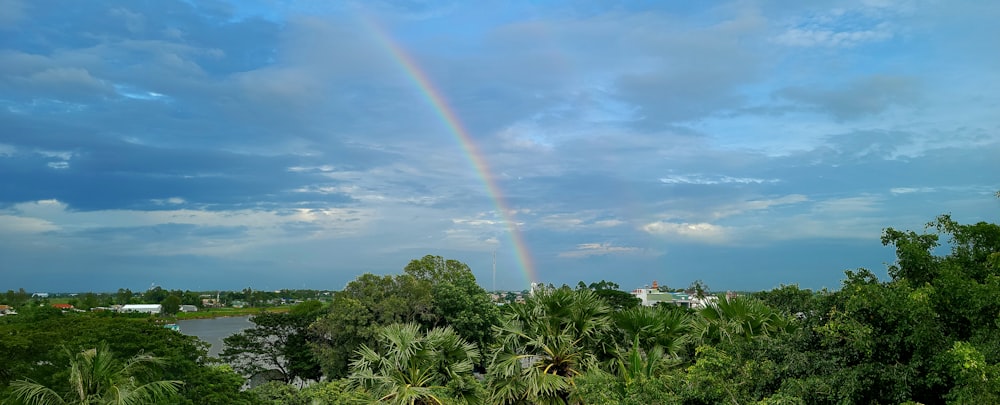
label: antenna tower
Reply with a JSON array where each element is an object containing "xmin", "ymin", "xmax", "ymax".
[{"xmin": 492, "ymin": 250, "xmax": 497, "ymax": 293}]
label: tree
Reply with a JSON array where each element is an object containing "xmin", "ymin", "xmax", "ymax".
[
  {"xmin": 115, "ymin": 289, "xmax": 133, "ymax": 306},
  {"xmin": 751, "ymin": 284, "xmax": 818, "ymax": 316},
  {"xmin": 143, "ymin": 287, "xmax": 168, "ymax": 304},
  {"xmin": 404, "ymin": 255, "xmax": 500, "ymax": 351},
  {"xmin": 348, "ymin": 323, "xmax": 480, "ymax": 405},
  {"xmin": 162, "ymin": 295, "xmax": 181, "ymax": 315},
  {"xmin": 10, "ymin": 341, "xmax": 182, "ymax": 405},
  {"xmin": 687, "ymin": 280, "xmax": 710, "ymax": 299},
  {"xmin": 309, "ymin": 273, "xmax": 436, "ymax": 379},
  {"xmin": 576, "ymin": 280, "xmax": 640, "ymax": 311},
  {"xmin": 3, "ymin": 288, "xmax": 30, "ymax": 308},
  {"xmin": 613, "ymin": 305, "xmax": 690, "ymax": 357},
  {"xmin": 693, "ymin": 295, "xmax": 791, "ymax": 345},
  {"xmin": 221, "ymin": 306, "xmax": 323, "ymax": 384},
  {"xmin": 486, "ymin": 288, "xmax": 612, "ymax": 404},
  {"xmin": 312, "ymin": 256, "xmax": 498, "ymax": 379}
]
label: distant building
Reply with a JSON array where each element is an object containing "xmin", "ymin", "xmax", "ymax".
[
  {"xmin": 120, "ymin": 304, "xmax": 162, "ymax": 314},
  {"xmin": 0, "ymin": 305, "xmax": 14, "ymax": 316},
  {"xmin": 52, "ymin": 303, "xmax": 74, "ymax": 310},
  {"xmin": 529, "ymin": 282, "xmax": 549, "ymax": 296},
  {"xmin": 201, "ymin": 298, "xmax": 221, "ymax": 308},
  {"xmin": 631, "ymin": 280, "xmax": 716, "ymax": 309},
  {"xmin": 179, "ymin": 305, "xmax": 198, "ymax": 312},
  {"xmin": 32, "ymin": 292, "xmax": 49, "ymax": 298}
]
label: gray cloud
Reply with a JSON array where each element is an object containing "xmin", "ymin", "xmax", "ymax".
[{"xmin": 776, "ymin": 75, "xmax": 920, "ymax": 120}]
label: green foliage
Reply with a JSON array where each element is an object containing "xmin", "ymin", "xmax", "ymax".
[
  {"xmin": 348, "ymin": 323, "xmax": 478, "ymax": 405},
  {"xmin": 613, "ymin": 305, "xmax": 690, "ymax": 357},
  {"xmin": 752, "ymin": 284, "xmax": 819, "ymax": 316},
  {"xmin": 486, "ymin": 288, "xmax": 612, "ymax": 404},
  {"xmin": 2, "ymin": 288, "xmax": 30, "ymax": 308},
  {"xmin": 300, "ymin": 379, "xmax": 374, "ymax": 404},
  {"xmin": 0, "ymin": 311, "xmax": 251, "ymax": 405},
  {"xmin": 693, "ymin": 295, "xmax": 793, "ymax": 346},
  {"xmin": 221, "ymin": 303, "xmax": 323, "ymax": 383},
  {"xmin": 248, "ymin": 381, "xmax": 310, "ymax": 405},
  {"xmin": 162, "ymin": 295, "xmax": 181, "ymax": 315},
  {"xmin": 10, "ymin": 341, "xmax": 182, "ymax": 405},
  {"xmin": 311, "ymin": 256, "xmax": 498, "ymax": 378}
]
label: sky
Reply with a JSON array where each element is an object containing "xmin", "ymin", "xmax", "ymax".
[{"xmin": 1, "ymin": 0, "xmax": 998, "ymax": 293}]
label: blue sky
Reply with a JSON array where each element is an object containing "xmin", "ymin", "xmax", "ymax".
[{"xmin": 1, "ymin": 0, "xmax": 998, "ymax": 293}]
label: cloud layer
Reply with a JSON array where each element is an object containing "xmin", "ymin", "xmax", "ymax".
[{"xmin": 1, "ymin": 0, "xmax": 998, "ymax": 292}]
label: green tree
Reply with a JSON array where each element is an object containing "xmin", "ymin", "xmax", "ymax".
[
  {"xmin": 10, "ymin": 341, "xmax": 182, "ymax": 405},
  {"xmin": 161, "ymin": 295, "xmax": 181, "ymax": 315},
  {"xmin": 142, "ymin": 287, "xmax": 168, "ymax": 304},
  {"xmin": 486, "ymin": 288, "xmax": 612, "ymax": 404},
  {"xmin": 404, "ymin": 255, "xmax": 501, "ymax": 352},
  {"xmin": 752, "ymin": 284, "xmax": 818, "ymax": 316},
  {"xmin": 3, "ymin": 288, "xmax": 30, "ymax": 308},
  {"xmin": 693, "ymin": 295, "xmax": 792, "ymax": 346},
  {"xmin": 115, "ymin": 289, "xmax": 133, "ymax": 306},
  {"xmin": 348, "ymin": 323, "xmax": 480, "ymax": 405},
  {"xmin": 688, "ymin": 280, "xmax": 710, "ymax": 299},
  {"xmin": 309, "ymin": 273, "xmax": 436, "ymax": 379},
  {"xmin": 221, "ymin": 303, "xmax": 323, "ymax": 384},
  {"xmin": 613, "ymin": 305, "xmax": 690, "ymax": 357}
]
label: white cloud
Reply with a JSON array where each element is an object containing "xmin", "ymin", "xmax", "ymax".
[
  {"xmin": 659, "ymin": 174, "xmax": 779, "ymax": 185},
  {"xmin": 812, "ymin": 196, "xmax": 882, "ymax": 214},
  {"xmin": 539, "ymin": 213, "xmax": 626, "ymax": 231},
  {"xmin": 711, "ymin": 194, "xmax": 808, "ymax": 219},
  {"xmin": 774, "ymin": 25, "xmax": 892, "ymax": 48},
  {"xmin": 3, "ymin": 199, "xmax": 373, "ymax": 256},
  {"xmin": 641, "ymin": 221, "xmax": 730, "ymax": 244},
  {"xmin": 151, "ymin": 197, "xmax": 187, "ymax": 205},
  {"xmin": 890, "ymin": 187, "xmax": 935, "ymax": 194},
  {"xmin": 558, "ymin": 242, "xmax": 643, "ymax": 258},
  {"xmin": 47, "ymin": 161, "xmax": 69, "ymax": 169},
  {"xmin": 773, "ymin": 5, "xmax": 897, "ymax": 48},
  {"xmin": 0, "ymin": 215, "xmax": 59, "ymax": 234},
  {"xmin": 452, "ymin": 218, "xmax": 501, "ymax": 227}
]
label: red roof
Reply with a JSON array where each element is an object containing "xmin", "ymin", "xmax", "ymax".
[
  {"xmin": 0, "ymin": 305, "xmax": 10, "ymax": 310},
  {"xmin": 52, "ymin": 303, "xmax": 74, "ymax": 309}
]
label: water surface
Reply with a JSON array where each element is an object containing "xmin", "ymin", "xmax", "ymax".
[{"xmin": 177, "ymin": 315, "xmax": 252, "ymax": 357}]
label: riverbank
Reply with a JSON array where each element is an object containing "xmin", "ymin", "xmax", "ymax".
[{"xmin": 173, "ymin": 306, "xmax": 290, "ymax": 320}]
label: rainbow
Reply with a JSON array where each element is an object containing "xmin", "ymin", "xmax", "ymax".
[{"xmin": 361, "ymin": 17, "xmax": 537, "ymax": 286}]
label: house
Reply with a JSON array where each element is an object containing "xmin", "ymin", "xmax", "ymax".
[
  {"xmin": 52, "ymin": 303, "xmax": 74, "ymax": 310},
  {"xmin": 201, "ymin": 298, "xmax": 221, "ymax": 308},
  {"xmin": 0, "ymin": 305, "xmax": 14, "ymax": 316},
  {"xmin": 120, "ymin": 304, "xmax": 162, "ymax": 314},
  {"xmin": 179, "ymin": 305, "xmax": 198, "ymax": 312}
]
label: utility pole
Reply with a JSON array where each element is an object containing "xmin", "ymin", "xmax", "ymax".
[{"xmin": 492, "ymin": 250, "xmax": 497, "ymax": 293}]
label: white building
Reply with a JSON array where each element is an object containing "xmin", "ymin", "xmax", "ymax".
[
  {"xmin": 179, "ymin": 305, "xmax": 198, "ymax": 312},
  {"xmin": 120, "ymin": 304, "xmax": 162, "ymax": 314},
  {"xmin": 631, "ymin": 280, "xmax": 717, "ymax": 309}
]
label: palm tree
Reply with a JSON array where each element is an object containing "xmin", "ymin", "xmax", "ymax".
[
  {"xmin": 693, "ymin": 295, "xmax": 792, "ymax": 345},
  {"xmin": 347, "ymin": 323, "xmax": 479, "ymax": 405},
  {"xmin": 10, "ymin": 342, "xmax": 182, "ymax": 405},
  {"xmin": 613, "ymin": 305, "xmax": 691, "ymax": 357},
  {"xmin": 486, "ymin": 288, "xmax": 612, "ymax": 404}
]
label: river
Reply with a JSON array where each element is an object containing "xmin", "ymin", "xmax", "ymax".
[{"xmin": 177, "ymin": 315, "xmax": 253, "ymax": 357}]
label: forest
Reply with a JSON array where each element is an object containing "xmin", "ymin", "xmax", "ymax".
[{"xmin": 1, "ymin": 210, "xmax": 999, "ymax": 404}]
